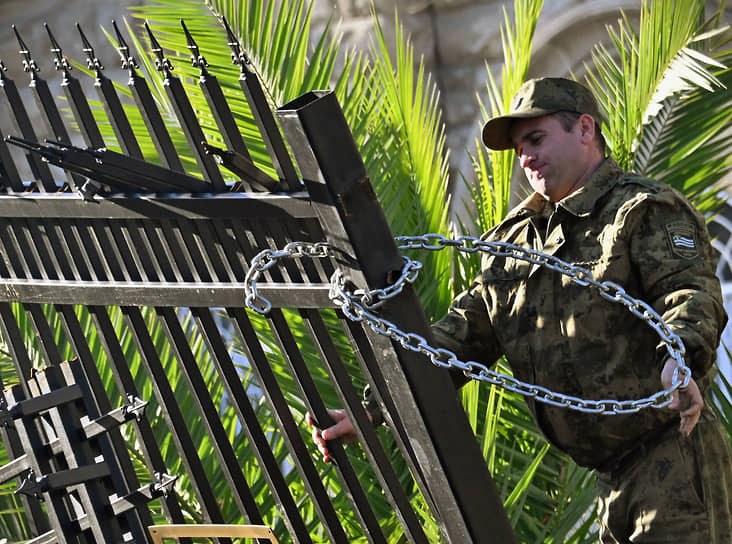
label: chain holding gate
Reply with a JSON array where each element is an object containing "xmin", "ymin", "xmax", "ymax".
[{"xmin": 244, "ymin": 234, "xmax": 691, "ymax": 416}]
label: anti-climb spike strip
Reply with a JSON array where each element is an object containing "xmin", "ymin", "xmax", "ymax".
[
  {"xmin": 112, "ymin": 20, "xmax": 139, "ymax": 72},
  {"xmin": 181, "ymin": 19, "xmax": 209, "ymax": 75},
  {"xmin": 76, "ymin": 23, "xmax": 104, "ymax": 74},
  {"xmin": 144, "ymin": 21, "xmax": 174, "ymax": 75},
  {"xmin": 44, "ymin": 24, "xmax": 72, "ymax": 75},
  {"xmin": 12, "ymin": 25, "xmax": 39, "ymax": 75}
]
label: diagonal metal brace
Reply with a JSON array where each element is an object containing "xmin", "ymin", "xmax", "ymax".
[
  {"xmin": 5, "ymin": 136, "xmax": 212, "ymax": 193},
  {"xmin": 202, "ymin": 142, "xmax": 281, "ymax": 191}
]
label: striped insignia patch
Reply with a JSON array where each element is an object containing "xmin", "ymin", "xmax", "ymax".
[{"xmin": 665, "ymin": 221, "xmax": 698, "ymax": 259}]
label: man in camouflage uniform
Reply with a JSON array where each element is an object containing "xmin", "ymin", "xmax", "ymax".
[{"xmin": 310, "ymin": 77, "xmax": 732, "ymax": 542}]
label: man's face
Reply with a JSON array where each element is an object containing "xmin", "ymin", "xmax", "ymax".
[{"xmin": 510, "ymin": 114, "xmax": 586, "ymax": 203}]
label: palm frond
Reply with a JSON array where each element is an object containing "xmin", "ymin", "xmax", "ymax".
[{"xmin": 585, "ymin": 0, "xmax": 728, "ymax": 174}]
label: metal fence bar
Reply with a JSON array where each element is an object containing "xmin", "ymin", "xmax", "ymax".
[
  {"xmin": 113, "ymin": 21, "xmax": 185, "ymax": 174},
  {"xmin": 266, "ymin": 309, "xmax": 387, "ymax": 543},
  {"xmin": 45, "ymin": 25, "xmax": 105, "ymax": 149},
  {"xmin": 77, "ymin": 24, "xmax": 145, "ymax": 160},
  {"xmin": 144, "ymin": 23, "xmax": 226, "ymax": 191},
  {"xmin": 155, "ymin": 306, "xmax": 265, "ymax": 526},
  {"xmin": 277, "ymin": 90, "xmax": 517, "ymax": 543},
  {"xmin": 12, "ymin": 26, "xmax": 84, "ymax": 192},
  {"xmin": 0, "ymin": 59, "xmax": 57, "ymax": 191},
  {"xmin": 121, "ymin": 306, "xmax": 229, "ymax": 530},
  {"xmin": 0, "ymin": 133, "xmax": 24, "ymax": 191},
  {"xmin": 191, "ymin": 306, "xmax": 314, "ymax": 544},
  {"xmin": 87, "ymin": 305, "xmax": 191, "ymax": 540},
  {"xmin": 299, "ymin": 308, "xmax": 430, "ymax": 544},
  {"xmin": 223, "ymin": 17, "xmax": 299, "ymax": 191},
  {"xmin": 227, "ymin": 306, "xmax": 350, "ymax": 543}
]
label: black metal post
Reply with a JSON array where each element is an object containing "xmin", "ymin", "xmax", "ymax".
[{"xmin": 277, "ymin": 90, "xmax": 517, "ymax": 544}]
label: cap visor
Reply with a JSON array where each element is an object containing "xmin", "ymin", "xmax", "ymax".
[{"xmin": 481, "ymin": 108, "xmax": 558, "ymax": 150}]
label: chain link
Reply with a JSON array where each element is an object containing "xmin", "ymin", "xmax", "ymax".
[{"xmin": 244, "ymin": 235, "xmax": 691, "ymax": 415}]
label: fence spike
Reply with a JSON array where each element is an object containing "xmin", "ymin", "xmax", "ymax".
[
  {"xmin": 76, "ymin": 23, "xmax": 104, "ymax": 75},
  {"xmin": 143, "ymin": 21, "xmax": 174, "ymax": 76},
  {"xmin": 180, "ymin": 19, "xmax": 209, "ymax": 75},
  {"xmin": 111, "ymin": 19, "xmax": 138, "ymax": 73},
  {"xmin": 222, "ymin": 15, "xmax": 252, "ymax": 72},
  {"xmin": 12, "ymin": 25, "xmax": 40, "ymax": 76},
  {"xmin": 44, "ymin": 24, "xmax": 72, "ymax": 76}
]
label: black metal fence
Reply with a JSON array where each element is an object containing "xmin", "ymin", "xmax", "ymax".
[{"xmin": 0, "ymin": 18, "xmax": 515, "ymax": 543}]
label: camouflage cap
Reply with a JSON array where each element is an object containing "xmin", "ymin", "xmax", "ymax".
[{"xmin": 481, "ymin": 77, "xmax": 601, "ymax": 150}]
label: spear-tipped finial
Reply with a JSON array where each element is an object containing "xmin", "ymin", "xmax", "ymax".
[
  {"xmin": 112, "ymin": 20, "xmax": 139, "ymax": 73},
  {"xmin": 44, "ymin": 23, "xmax": 72, "ymax": 75},
  {"xmin": 221, "ymin": 15, "xmax": 251, "ymax": 73},
  {"xmin": 76, "ymin": 23, "xmax": 104, "ymax": 75},
  {"xmin": 0, "ymin": 59, "xmax": 7, "ymax": 80},
  {"xmin": 180, "ymin": 19, "xmax": 209, "ymax": 76},
  {"xmin": 143, "ymin": 21, "xmax": 174, "ymax": 75},
  {"xmin": 12, "ymin": 25, "xmax": 40, "ymax": 76}
]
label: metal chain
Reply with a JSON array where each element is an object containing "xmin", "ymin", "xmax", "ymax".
[{"xmin": 244, "ymin": 235, "xmax": 691, "ymax": 415}]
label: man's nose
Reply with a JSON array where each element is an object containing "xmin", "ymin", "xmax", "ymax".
[{"xmin": 519, "ymin": 151, "xmax": 534, "ymax": 169}]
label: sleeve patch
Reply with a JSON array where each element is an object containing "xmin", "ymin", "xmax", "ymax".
[{"xmin": 664, "ymin": 221, "xmax": 698, "ymax": 259}]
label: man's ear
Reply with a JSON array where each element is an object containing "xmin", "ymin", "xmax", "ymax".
[{"xmin": 578, "ymin": 114, "xmax": 595, "ymax": 143}]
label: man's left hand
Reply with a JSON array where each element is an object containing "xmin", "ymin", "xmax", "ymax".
[{"xmin": 661, "ymin": 357, "xmax": 703, "ymax": 436}]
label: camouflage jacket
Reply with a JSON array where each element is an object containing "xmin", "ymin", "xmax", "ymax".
[{"xmin": 431, "ymin": 158, "xmax": 727, "ymax": 469}]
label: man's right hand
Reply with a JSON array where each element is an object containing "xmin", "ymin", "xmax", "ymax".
[{"xmin": 306, "ymin": 409, "xmax": 358, "ymax": 463}]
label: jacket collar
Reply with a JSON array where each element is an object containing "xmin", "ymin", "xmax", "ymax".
[{"xmin": 556, "ymin": 157, "xmax": 624, "ymax": 217}]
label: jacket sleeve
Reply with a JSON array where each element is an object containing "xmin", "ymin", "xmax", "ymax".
[
  {"xmin": 430, "ymin": 267, "xmax": 503, "ymax": 389},
  {"xmin": 624, "ymin": 187, "xmax": 727, "ymax": 379}
]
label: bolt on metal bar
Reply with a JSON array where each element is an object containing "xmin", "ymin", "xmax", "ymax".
[
  {"xmin": 13, "ymin": 25, "xmax": 84, "ymax": 192},
  {"xmin": 223, "ymin": 16, "xmax": 299, "ymax": 191},
  {"xmin": 113, "ymin": 20, "xmax": 186, "ymax": 173},
  {"xmin": 77, "ymin": 23, "xmax": 144, "ymax": 160},
  {"xmin": 144, "ymin": 22, "xmax": 226, "ymax": 191}
]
